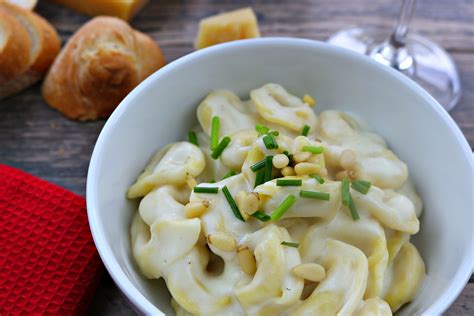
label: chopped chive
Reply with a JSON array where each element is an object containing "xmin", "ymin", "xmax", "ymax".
[
  {"xmin": 250, "ymin": 158, "xmax": 266, "ymax": 172},
  {"xmin": 211, "ymin": 136, "xmax": 231, "ymax": 159},
  {"xmin": 310, "ymin": 174, "xmax": 325, "ymax": 184},
  {"xmin": 302, "ymin": 146, "xmax": 324, "ymax": 154},
  {"xmin": 281, "ymin": 241, "xmax": 299, "ymax": 248},
  {"xmin": 357, "ymin": 180, "xmax": 372, "ymax": 188},
  {"xmin": 188, "ymin": 131, "xmax": 199, "ymax": 146},
  {"xmin": 348, "ymin": 196, "xmax": 360, "ymax": 220},
  {"xmin": 269, "ymin": 133, "xmax": 279, "ymax": 148},
  {"xmin": 263, "ymin": 134, "xmax": 278, "ymax": 149},
  {"xmin": 209, "ymin": 179, "xmax": 216, "ymax": 183},
  {"xmin": 269, "ymin": 131, "xmax": 279, "ymax": 136},
  {"xmin": 341, "ymin": 178, "xmax": 350, "ymax": 206},
  {"xmin": 222, "ymin": 170, "xmax": 237, "ymax": 179},
  {"xmin": 252, "ymin": 211, "xmax": 271, "ymax": 222},
  {"xmin": 210, "ymin": 116, "xmax": 220, "ymax": 150},
  {"xmin": 299, "ymin": 190, "xmax": 330, "ymax": 201},
  {"xmin": 271, "ymin": 194, "xmax": 297, "ymax": 221},
  {"xmin": 301, "ymin": 124, "xmax": 310, "ymax": 136},
  {"xmin": 351, "ymin": 180, "xmax": 372, "ymax": 195},
  {"xmin": 254, "ymin": 169, "xmax": 265, "ymax": 188},
  {"xmin": 283, "ymin": 150, "xmax": 294, "ymax": 164},
  {"xmin": 255, "ymin": 124, "xmax": 270, "ymax": 135},
  {"xmin": 222, "ymin": 185, "xmax": 244, "ymax": 221},
  {"xmin": 193, "ymin": 186, "xmax": 219, "ymax": 194},
  {"xmin": 276, "ymin": 179, "xmax": 302, "ymax": 186},
  {"xmin": 264, "ymin": 155, "xmax": 273, "ymax": 182}
]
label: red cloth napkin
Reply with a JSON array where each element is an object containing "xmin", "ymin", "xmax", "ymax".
[{"xmin": 0, "ymin": 164, "xmax": 104, "ymax": 315}]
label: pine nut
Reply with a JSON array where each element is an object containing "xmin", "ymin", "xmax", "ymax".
[
  {"xmin": 185, "ymin": 200, "xmax": 209, "ymax": 218},
  {"xmin": 303, "ymin": 94, "xmax": 316, "ymax": 107},
  {"xmin": 238, "ymin": 245, "xmax": 256, "ymax": 275},
  {"xmin": 281, "ymin": 166, "xmax": 296, "ymax": 176},
  {"xmin": 293, "ymin": 152, "xmax": 311, "ymax": 163},
  {"xmin": 236, "ymin": 191, "xmax": 250, "ymax": 220},
  {"xmin": 207, "ymin": 232, "xmax": 237, "ymax": 252},
  {"xmin": 273, "ymin": 154, "xmax": 290, "ymax": 169},
  {"xmin": 291, "ymin": 263, "xmax": 325, "ymax": 282},
  {"xmin": 294, "ymin": 162, "xmax": 320, "ymax": 176},
  {"xmin": 340, "ymin": 149, "xmax": 356, "ymax": 169},
  {"xmin": 242, "ymin": 192, "xmax": 259, "ymax": 215}
]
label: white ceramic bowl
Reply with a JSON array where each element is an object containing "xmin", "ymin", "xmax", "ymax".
[{"xmin": 87, "ymin": 38, "xmax": 474, "ymax": 315}]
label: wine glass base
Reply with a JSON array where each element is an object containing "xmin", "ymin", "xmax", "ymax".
[{"xmin": 327, "ymin": 27, "xmax": 461, "ymax": 111}]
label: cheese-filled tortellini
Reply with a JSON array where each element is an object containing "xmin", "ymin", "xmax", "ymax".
[
  {"xmin": 251, "ymin": 83, "xmax": 318, "ymax": 132},
  {"xmin": 319, "ymin": 111, "xmax": 408, "ymax": 189},
  {"xmin": 128, "ymin": 84, "xmax": 426, "ymax": 315},
  {"xmin": 128, "ymin": 142, "xmax": 205, "ymax": 198}
]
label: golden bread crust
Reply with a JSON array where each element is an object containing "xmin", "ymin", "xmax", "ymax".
[{"xmin": 42, "ymin": 16, "xmax": 165, "ymax": 120}]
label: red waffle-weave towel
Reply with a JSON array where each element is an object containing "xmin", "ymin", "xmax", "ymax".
[{"xmin": 0, "ymin": 164, "xmax": 104, "ymax": 315}]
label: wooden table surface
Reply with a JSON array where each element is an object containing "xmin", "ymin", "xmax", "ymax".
[{"xmin": 1, "ymin": 0, "xmax": 472, "ymax": 314}]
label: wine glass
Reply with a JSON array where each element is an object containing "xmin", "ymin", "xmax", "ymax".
[{"xmin": 327, "ymin": 0, "xmax": 461, "ymax": 111}]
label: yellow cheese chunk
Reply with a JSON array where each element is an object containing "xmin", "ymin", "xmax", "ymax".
[
  {"xmin": 195, "ymin": 7, "xmax": 260, "ymax": 49},
  {"xmin": 49, "ymin": 0, "xmax": 148, "ymax": 21}
]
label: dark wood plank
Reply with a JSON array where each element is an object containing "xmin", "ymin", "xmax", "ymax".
[
  {"xmin": 0, "ymin": 0, "xmax": 472, "ymax": 314},
  {"xmin": 446, "ymin": 283, "xmax": 474, "ymax": 315}
]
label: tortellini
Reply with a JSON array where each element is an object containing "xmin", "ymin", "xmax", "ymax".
[
  {"xmin": 128, "ymin": 142, "xmax": 205, "ymax": 198},
  {"xmin": 128, "ymin": 84, "xmax": 425, "ymax": 315},
  {"xmin": 319, "ymin": 111, "xmax": 408, "ymax": 189}
]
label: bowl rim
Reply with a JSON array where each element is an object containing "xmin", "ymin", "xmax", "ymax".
[{"xmin": 86, "ymin": 37, "xmax": 474, "ymax": 315}]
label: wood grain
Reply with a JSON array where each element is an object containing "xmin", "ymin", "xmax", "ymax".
[{"xmin": 0, "ymin": 0, "xmax": 472, "ymax": 314}]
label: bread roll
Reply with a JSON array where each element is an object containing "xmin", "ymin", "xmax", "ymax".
[
  {"xmin": 42, "ymin": 16, "xmax": 165, "ymax": 120},
  {"xmin": 0, "ymin": 3, "xmax": 60, "ymax": 99},
  {"xmin": 0, "ymin": 9, "xmax": 31, "ymax": 84}
]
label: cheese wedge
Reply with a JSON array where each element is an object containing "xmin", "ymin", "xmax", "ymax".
[
  {"xmin": 49, "ymin": 0, "xmax": 148, "ymax": 21},
  {"xmin": 195, "ymin": 7, "xmax": 260, "ymax": 49}
]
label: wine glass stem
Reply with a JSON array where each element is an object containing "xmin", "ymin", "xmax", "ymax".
[{"xmin": 389, "ymin": 0, "xmax": 416, "ymax": 48}]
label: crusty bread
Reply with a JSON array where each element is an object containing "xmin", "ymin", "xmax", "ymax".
[
  {"xmin": 0, "ymin": 3, "xmax": 60, "ymax": 99},
  {"xmin": 4, "ymin": 0, "xmax": 37, "ymax": 10},
  {"xmin": 42, "ymin": 16, "xmax": 165, "ymax": 121},
  {"xmin": 0, "ymin": 9, "xmax": 31, "ymax": 84}
]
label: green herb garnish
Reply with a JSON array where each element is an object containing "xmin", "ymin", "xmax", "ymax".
[
  {"xmin": 252, "ymin": 211, "xmax": 271, "ymax": 222},
  {"xmin": 271, "ymin": 194, "xmax": 297, "ymax": 221},
  {"xmin": 302, "ymin": 146, "xmax": 324, "ymax": 154},
  {"xmin": 351, "ymin": 180, "xmax": 372, "ymax": 195},
  {"xmin": 299, "ymin": 190, "xmax": 330, "ymax": 201},
  {"xmin": 341, "ymin": 178, "xmax": 351, "ymax": 206},
  {"xmin": 193, "ymin": 186, "xmax": 219, "ymax": 194},
  {"xmin": 283, "ymin": 150, "xmax": 294, "ymax": 164},
  {"xmin": 250, "ymin": 158, "xmax": 266, "ymax": 172},
  {"xmin": 348, "ymin": 196, "xmax": 360, "ymax": 220},
  {"xmin": 281, "ymin": 241, "xmax": 299, "ymax": 248},
  {"xmin": 277, "ymin": 179, "xmax": 302, "ymax": 186},
  {"xmin": 210, "ymin": 116, "xmax": 220, "ymax": 150},
  {"xmin": 263, "ymin": 134, "xmax": 278, "ymax": 149},
  {"xmin": 301, "ymin": 124, "xmax": 310, "ymax": 136},
  {"xmin": 222, "ymin": 185, "xmax": 244, "ymax": 221},
  {"xmin": 211, "ymin": 136, "xmax": 231, "ymax": 159},
  {"xmin": 310, "ymin": 174, "xmax": 325, "ymax": 184},
  {"xmin": 254, "ymin": 169, "xmax": 265, "ymax": 188},
  {"xmin": 255, "ymin": 124, "xmax": 270, "ymax": 135},
  {"xmin": 188, "ymin": 131, "xmax": 199, "ymax": 146},
  {"xmin": 264, "ymin": 155, "xmax": 273, "ymax": 182}
]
